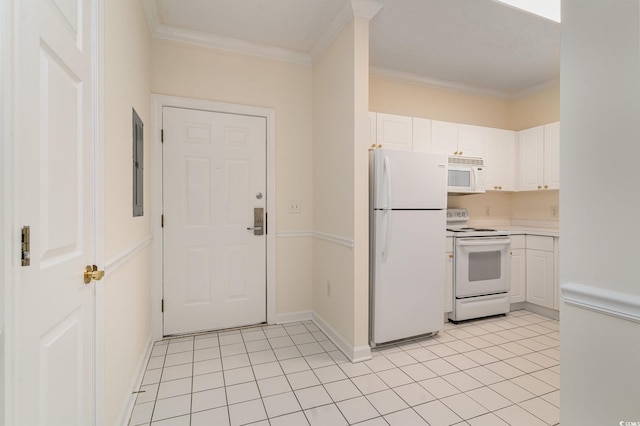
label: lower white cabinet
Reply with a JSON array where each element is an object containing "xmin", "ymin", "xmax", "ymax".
[
  {"xmin": 509, "ymin": 235, "xmax": 526, "ymax": 303},
  {"xmin": 445, "ymin": 237, "xmax": 453, "ymax": 313},
  {"xmin": 525, "ymin": 236, "xmax": 555, "ymax": 309}
]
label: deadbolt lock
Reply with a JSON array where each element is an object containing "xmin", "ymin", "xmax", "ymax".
[{"xmin": 246, "ymin": 207, "xmax": 264, "ymax": 235}]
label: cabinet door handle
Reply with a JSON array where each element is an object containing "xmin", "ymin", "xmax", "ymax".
[
  {"xmin": 544, "ymin": 185, "xmax": 548, "ymax": 189},
  {"xmin": 538, "ymin": 185, "xmax": 542, "ymax": 189}
]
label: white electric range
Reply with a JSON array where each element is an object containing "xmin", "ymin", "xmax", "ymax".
[{"xmin": 446, "ymin": 209, "xmax": 511, "ymax": 322}]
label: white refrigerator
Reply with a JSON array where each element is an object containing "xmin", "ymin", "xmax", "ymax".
[{"xmin": 370, "ymin": 149, "xmax": 448, "ymax": 346}]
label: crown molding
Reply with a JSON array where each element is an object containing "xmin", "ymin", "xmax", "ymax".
[
  {"xmin": 141, "ymin": 0, "xmax": 159, "ymax": 34},
  {"xmin": 511, "ymin": 78, "xmax": 560, "ymax": 99},
  {"xmin": 142, "ymin": 0, "xmax": 312, "ymax": 66},
  {"xmin": 143, "ymin": 0, "xmax": 385, "ymax": 67},
  {"xmin": 309, "ymin": 0, "xmax": 383, "ymax": 63},
  {"xmin": 370, "ymin": 66, "xmax": 559, "ymax": 100},
  {"xmin": 352, "ymin": 0, "xmax": 385, "ymax": 20},
  {"xmin": 152, "ymin": 24, "xmax": 312, "ymax": 65},
  {"xmin": 370, "ymin": 66, "xmax": 513, "ymax": 99}
]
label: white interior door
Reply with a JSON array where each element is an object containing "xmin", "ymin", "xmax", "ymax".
[
  {"xmin": 16, "ymin": 0, "xmax": 97, "ymax": 423},
  {"xmin": 163, "ymin": 107, "xmax": 267, "ymax": 335}
]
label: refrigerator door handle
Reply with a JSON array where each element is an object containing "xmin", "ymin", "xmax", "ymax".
[
  {"xmin": 383, "ymin": 155, "xmax": 392, "ymax": 209},
  {"xmin": 381, "ymin": 210, "xmax": 392, "ymax": 262}
]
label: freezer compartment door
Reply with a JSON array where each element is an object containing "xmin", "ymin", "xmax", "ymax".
[
  {"xmin": 372, "ymin": 149, "xmax": 447, "ymax": 210},
  {"xmin": 371, "ymin": 210, "xmax": 446, "ymax": 344}
]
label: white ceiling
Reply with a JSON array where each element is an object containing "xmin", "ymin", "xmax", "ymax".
[{"xmin": 146, "ymin": 0, "xmax": 560, "ymax": 98}]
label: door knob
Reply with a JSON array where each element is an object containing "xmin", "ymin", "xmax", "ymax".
[{"xmin": 84, "ymin": 265, "xmax": 105, "ymax": 284}]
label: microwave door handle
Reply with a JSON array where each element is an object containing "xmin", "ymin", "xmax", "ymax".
[
  {"xmin": 472, "ymin": 167, "xmax": 478, "ymax": 191},
  {"xmin": 383, "ymin": 155, "xmax": 392, "ymax": 209}
]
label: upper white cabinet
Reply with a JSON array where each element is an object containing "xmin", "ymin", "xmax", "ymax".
[
  {"xmin": 370, "ymin": 112, "xmax": 559, "ymax": 193},
  {"xmin": 431, "ymin": 121, "xmax": 483, "ymax": 158},
  {"xmin": 369, "ymin": 112, "xmax": 377, "ymax": 148},
  {"xmin": 431, "ymin": 121, "xmax": 458, "ymax": 155},
  {"xmin": 457, "ymin": 124, "xmax": 486, "ymax": 158},
  {"xmin": 517, "ymin": 122, "xmax": 560, "ymax": 191},
  {"xmin": 517, "ymin": 126, "xmax": 545, "ymax": 191},
  {"xmin": 484, "ymin": 128, "xmax": 516, "ymax": 191},
  {"xmin": 375, "ymin": 113, "xmax": 413, "ymax": 151},
  {"xmin": 544, "ymin": 122, "xmax": 560, "ymax": 190},
  {"xmin": 412, "ymin": 117, "xmax": 432, "ymax": 153}
]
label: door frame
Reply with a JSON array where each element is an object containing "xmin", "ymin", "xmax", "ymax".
[
  {"xmin": 1, "ymin": 0, "xmax": 105, "ymax": 423},
  {"xmin": 151, "ymin": 95, "xmax": 277, "ymax": 339}
]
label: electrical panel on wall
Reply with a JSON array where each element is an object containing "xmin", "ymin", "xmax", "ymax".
[{"xmin": 133, "ymin": 108, "xmax": 144, "ymax": 217}]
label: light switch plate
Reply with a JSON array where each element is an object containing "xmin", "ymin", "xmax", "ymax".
[{"xmin": 288, "ymin": 200, "xmax": 301, "ymax": 214}]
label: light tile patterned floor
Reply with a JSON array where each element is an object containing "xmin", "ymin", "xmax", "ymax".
[{"xmin": 129, "ymin": 310, "xmax": 560, "ymax": 426}]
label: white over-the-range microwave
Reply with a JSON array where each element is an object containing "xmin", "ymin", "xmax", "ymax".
[{"xmin": 447, "ymin": 156, "xmax": 486, "ymax": 194}]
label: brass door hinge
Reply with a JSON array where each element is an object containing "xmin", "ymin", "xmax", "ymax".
[
  {"xmin": 161, "ymin": 215, "xmax": 164, "ymax": 228},
  {"xmin": 161, "ymin": 129, "xmax": 164, "ymax": 142},
  {"xmin": 161, "ymin": 299, "xmax": 164, "ymax": 313}
]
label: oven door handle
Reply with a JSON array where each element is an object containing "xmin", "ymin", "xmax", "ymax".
[{"xmin": 457, "ymin": 239, "xmax": 510, "ymax": 246}]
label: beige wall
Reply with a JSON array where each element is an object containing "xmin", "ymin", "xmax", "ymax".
[
  {"xmin": 370, "ymin": 76, "xmax": 512, "ymax": 129},
  {"xmin": 312, "ymin": 19, "xmax": 358, "ymax": 345},
  {"xmin": 103, "ymin": 0, "xmax": 153, "ymax": 424},
  {"xmin": 447, "ymin": 192, "xmax": 512, "ymax": 224},
  {"xmin": 509, "ymin": 85, "xmax": 560, "ymax": 131},
  {"xmin": 511, "ymin": 190, "xmax": 559, "ymax": 223},
  {"xmin": 151, "ymin": 40, "xmax": 314, "ymax": 316},
  {"xmin": 561, "ymin": 2, "xmax": 640, "ymax": 423},
  {"xmin": 352, "ymin": 18, "xmax": 372, "ymax": 351}
]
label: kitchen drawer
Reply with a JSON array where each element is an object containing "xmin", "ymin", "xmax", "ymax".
[
  {"xmin": 510, "ymin": 235, "xmax": 525, "ymax": 250},
  {"xmin": 445, "ymin": 236, "xmax": 453, "ymax": 252},
  {"xmin": 526, "ymin": 235, "xmax": 554, "ymax": 251}
]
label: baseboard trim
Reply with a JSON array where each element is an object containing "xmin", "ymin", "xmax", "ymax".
[
  {"xmin": 117, "ymin": 332, "xmax": 154, "ymax": 426},
  {"xmin": 522, "ymin": 302, "xmax": 559, "ymax": 320},
  {"xmin": 275, "ymin": 310, "xmax": 313, "ymax": 324},
  {"xmin": 311, "ymin": 312, "xmax": 371, "ymax": 363},
  {"xmin": 562, "ymin": 282, "xmax": 640, "ymax": 324}
]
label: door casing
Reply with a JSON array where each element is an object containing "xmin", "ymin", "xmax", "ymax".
[{"xmin": 151, "ymin": 95, "xmax": 276, "ymax": 340}]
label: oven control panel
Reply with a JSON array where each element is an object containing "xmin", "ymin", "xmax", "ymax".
[{"xmin": 446, "ymin": 208, "xmax": 469, "ymax": 220}]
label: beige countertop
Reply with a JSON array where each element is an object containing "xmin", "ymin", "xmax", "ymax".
[{"xmin": 495, "ymin": 226, "xmax": 560, "ymax": 238}]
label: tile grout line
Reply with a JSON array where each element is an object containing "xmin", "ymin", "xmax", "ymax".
[{"xmin": 138, "ymin": 310, "xmax": 559, "ymax": 425}]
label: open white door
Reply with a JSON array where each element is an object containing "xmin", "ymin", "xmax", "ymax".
[
  {"xmin": 15, "ymin": 0, "xmax": 99, "ymax": 423},
  {"xmin": 162, "ymin": 107, "xmax": 267, "ymax": 335}
]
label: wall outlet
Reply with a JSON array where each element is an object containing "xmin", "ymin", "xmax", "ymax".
[
  {"xmin": 484, "ymin": 206, "xmax": 491, "ymax": 216},
  {"xmin": 551, "ymin": 205, "xmax": 559, "ymax": 218},
  {"xmin": 326, "ymin": 281, "xmax": 331, "ymax": 297},
  {"xmin": 288, "ymin": 200, "xmax": 301, "ymax": 214}
]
